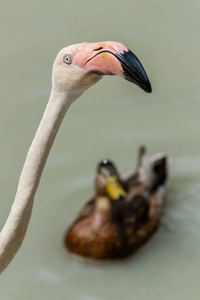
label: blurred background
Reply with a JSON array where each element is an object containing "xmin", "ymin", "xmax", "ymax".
[{"xmin": 0, "ymin": 0, "xmax": 200, "ymax": 299}]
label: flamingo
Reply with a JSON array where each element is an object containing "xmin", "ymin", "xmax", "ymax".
[{"xmin": 0, "ymin": 41, "xmax": 151, "ymax": 274}]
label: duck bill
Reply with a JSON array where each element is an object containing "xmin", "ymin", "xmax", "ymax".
[
  {"xmin": 106, "ymin": 176, "xmax": 126, "ymax": 201},
  {"xmin": 73, "ymin": 41, "xmax": 152, "ymax": 93}
]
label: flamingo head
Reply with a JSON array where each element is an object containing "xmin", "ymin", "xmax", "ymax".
[{"xmin": 53, "ymin": 41, "xmax": 152, "ymax": 98}]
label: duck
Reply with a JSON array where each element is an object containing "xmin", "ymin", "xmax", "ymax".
[{"xmin": 65, "ymin": 146, "xmax": 168, "ymax": 260}]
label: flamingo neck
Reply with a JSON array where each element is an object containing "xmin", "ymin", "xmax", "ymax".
[{"xmin": 0, "ymin": 88, "xmax": 77, "ymax": 274}]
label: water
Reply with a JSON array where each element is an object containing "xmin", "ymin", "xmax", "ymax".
[{"xmin": 0, "ymin": 0, "xmax": 200, "ymax": 299}]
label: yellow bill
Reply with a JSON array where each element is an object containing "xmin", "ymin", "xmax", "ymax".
[{"xmin": 106, "ymin": 175, "xmax": 126, "ymax": 200}]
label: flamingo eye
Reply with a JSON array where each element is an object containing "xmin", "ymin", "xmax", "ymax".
[{"xmin": 63, "ymin": 54, "xmax": 72, "ymax": 65}]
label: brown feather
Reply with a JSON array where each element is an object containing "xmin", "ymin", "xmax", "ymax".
[{"xmin": 65, "ymin": 147, "xmax": 168, "ymax": 260}]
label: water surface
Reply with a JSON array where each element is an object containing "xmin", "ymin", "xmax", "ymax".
[{"xmin": 0, "ymin": 1, "xmax": 200, "ymax": 299}]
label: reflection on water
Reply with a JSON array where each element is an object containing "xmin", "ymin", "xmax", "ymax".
[{"xmin": 0, "ymin": 0, "xmax": 200, "ymax": 299}]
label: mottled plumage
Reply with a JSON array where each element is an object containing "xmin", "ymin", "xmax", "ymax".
[{"xmin": 65, "ymin": 147, "xmax": 168, "ymax": 260}]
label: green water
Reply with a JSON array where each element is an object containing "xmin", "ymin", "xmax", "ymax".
[{"xmin": 0, "ymin": 1, "xmax": 200, "ymax": 299}]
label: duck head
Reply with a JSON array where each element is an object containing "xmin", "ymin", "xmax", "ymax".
[{"xmin": 95, "ymin": 159, "xmax": 126, "ymax": 201}]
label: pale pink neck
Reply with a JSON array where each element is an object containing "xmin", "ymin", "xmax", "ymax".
[{"xmin": 0, "ymin": 88, "xmax": 76, "ymax": 274}]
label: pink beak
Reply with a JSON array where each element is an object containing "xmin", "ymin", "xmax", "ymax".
[{"xmin": 73, "ymin": 41, "xmax": 152, "ymax": 93}]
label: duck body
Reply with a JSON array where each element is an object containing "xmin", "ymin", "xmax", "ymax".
[
  {"xmin": 66, "ymin": 205, "xmax": 127, "ymax": 259},
  {"xmin": 65, "ymin": 147, "xmax": 168, "ymax": 260}
]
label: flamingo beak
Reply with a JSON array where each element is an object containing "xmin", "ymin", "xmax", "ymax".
[{"xmin": 73, "ymin": 41, "xmax": 152, "ymax": 93}]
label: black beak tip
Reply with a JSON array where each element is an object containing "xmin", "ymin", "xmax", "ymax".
[
  {"xmin": 116, "ymin": 50, "xmax": 152, "ymax": 94},
  {"xmin": 143, "ymin": 81, "xmax": 152, "ymax": 93}
]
